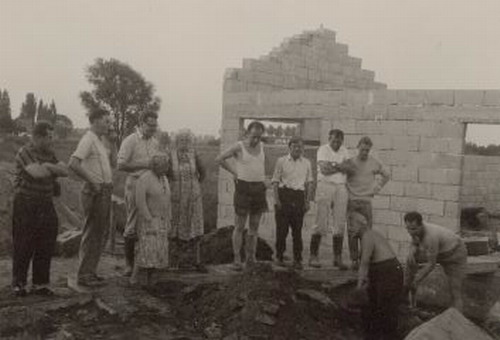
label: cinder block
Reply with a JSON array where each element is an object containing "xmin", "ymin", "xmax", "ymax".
[
  {"xmin": 380, "ymin": 181, "xmax": 405, "ymax": 196},
  {"xmin": 381, "ymin": 121, "xmax": 408, "ymax": 136},
  {"xmin": 387, "ymin": 106, "xmax": 423, "ymax": 120},
  {"xmin": 432, "ymin": 185, "xmax": 460, "ymax": 201},
  {"xmin": 419, "ymin": 137, "xmax": 450, "ymax": 153},
  {"xmin": 370, "ymin": 135, "xmax": 392, "ymax": 150},
  {"xmin": 379, "ymin": 150, "xmax": 410, "ymax": 166},
  {"xmin": 417, "ymin": 198, "xmax": 445, "ymax": 216},
  {"xmin": 418, "ymin": 168, "xmax": 461, "ymax": 185},
  {"xmin": 222, "ymin": 118, "xmax": 240, "ymax": 130},
  {"xmin": 373, "ymin": 209, "xmax": 402, "ymax": 225},
  {"xmin": 372, "ymin": 90, "xmax": 398, "ymax": 105},
  {"xmin": 448, "ymin": 138, "xmax": 464, "ymax": 154},
  {"xmin": 426, "ymin": 90, "xmax": 454, "ymax": 106},
  {"xmin": 332, "ymin": 120, "xmax": 356, "ymax": 134},
  {"xmin": 435, "ymin": 122, "xmax": 465, "ymax": 139},
  {"xmin": 454, "ymin": 90, "xmax": 484, "ymax": 106},
  {"xmin": 482, "ymin": 90, "xmax": 500, "ymax": 106},
  {"xmin": 397, "ymin": 90, "xmax": 427, "ymax": 105},
  {"xmin": 343, "ymin": 134, "xmax": 364, "ymax": 149},
  {"xmin": 404, "ymin": 182, "xmax": 433, "ymax": 199},
  {"xmin": 362, "ymin": 105, "xmax": 388, "ymax": 120},
  {"xmin": 392, "ymin": 166, "xmax": 419, "ymax": 182},
  {"xmin": 445, "ymin": 201, "xmax": 460, "ymax": 218},
  {"xmin": 372, "ymin": 196, "xmax": 390, "ymax": 209},
  {"xmin": 390, "ymin": 196, "xmax": 419, "ymax": 212},
  {"xmin": 408, "ymin": 121, "xmax": 437, "ymax": 137},
  {"xmin": 392, "ymin": 136, "xmax": 419, "ymax": 151}
]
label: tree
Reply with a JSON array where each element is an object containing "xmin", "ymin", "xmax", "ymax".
[
  {"xmin": 80, "ymin": 58, "xmax": 161, "ymax": 146},
  {"xmin": 0, "ymin": 89, "xmax": 14, "ymax": 133},
  {"xmin": 49, "ymin": 100, "xmax": 57, "ymax": 124},
  {"xmin": 54, "ymin": 114, "xmax": 73, "ymax": 139},
  {"xmin": 20, "ymin": 93, "xmax": 37, "ymax": 126}
]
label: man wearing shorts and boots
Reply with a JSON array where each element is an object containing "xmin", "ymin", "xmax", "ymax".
[
  {"xmin": 309, "ymin": 129, "xmax": 350, "ymax": 269},
  {"xmin": 344, "ymin": 136, "xmax": 390, "ymax": 270},
  {"xmin": 117, "ymin": 112, "xmax": 159, "ymax": 277},
  {"xmin": 272, "ymin": 136, "xmax": 313, "ymax": 270},
  {"xmin": 404, "ymin": 211, "xmax": 467, "ymax": 311},
  {"xmin": 216, "ymin": 121, "xmax": 267, "ymax": 271}
]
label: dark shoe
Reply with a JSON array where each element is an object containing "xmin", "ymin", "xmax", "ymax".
[
  {"xmin": 195, "ymin": 263, "xmax": 209, "ymax": 273},
  {"xmin": 292, "ymin": 261, "xmax": 303, "ymax": 270},
  {"xmin": 351, "ymin": 261, "xmax": 359, "ymax": 271},
  {"xmin": 123, "ymin": 266, "xmax": 133, "ymax": 277},
  {"xmin": 31, "ymin": 287, "xmax": 55, "ymax": 296},
  {"xmin": 275, "ymin": 258, "xmax": 286, "ymax": 267},
  {"xmin": 13, "ymin": 286, "xmax": 27, "ymax": 297}
]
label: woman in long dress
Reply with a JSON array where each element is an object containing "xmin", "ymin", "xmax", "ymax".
[
  {"xmin": 133, "ymin": 154, "xmax": 171, "ymax": 285},
  {"xmin": 168, "ymin": 130, "xmax": 206, "ymax": 271}
]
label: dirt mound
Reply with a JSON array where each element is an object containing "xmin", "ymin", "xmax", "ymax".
[
  {"xmin": 150, "ymin": 263, "xmax": 363, "ymax": 339},
  {"xmin": 200, "ymin": 225, "xmax": 274, "ymax": 265}
]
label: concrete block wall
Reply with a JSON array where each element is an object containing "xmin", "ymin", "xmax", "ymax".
[
  {"xmin": 224, "ymin": 28, "xmax": 386, "ymax": 93},
  {"xmin": 219, "ymin": 88, "xmax": 500, "ymax": 261},
  {"xmin": 462, "ymin": 155, "xmax": 500, "ymax": 212}
]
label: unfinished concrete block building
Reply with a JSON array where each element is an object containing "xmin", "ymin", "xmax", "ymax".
[{"xmin": 218, "ymin": 27, "xmax": 500, "ymax": 260}]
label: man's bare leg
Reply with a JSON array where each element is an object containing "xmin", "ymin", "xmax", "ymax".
[
  {"xmin": 232, "ymin": 214, "xmax": 247, "ymax": 270},
  {"xmin": 246, "ymin": 213, "xmax": 262, "ymax": 266}
]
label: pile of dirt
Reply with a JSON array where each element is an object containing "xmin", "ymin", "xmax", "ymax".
[
  {"xmin": 200, "ymin": 225, "xmax": 274, "ymax": 265},
  {"xmin": 149, "ymin": 263, "xmax": 363, "ymax": 340}
]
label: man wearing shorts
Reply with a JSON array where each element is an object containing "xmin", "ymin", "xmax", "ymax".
[
  {"xmin": 404, "ymin": 211, "xmax": 467, "ymax": 311},
  {"xmin": 216, "ymin": 121, "xmax": 267, "ymax": 271}
]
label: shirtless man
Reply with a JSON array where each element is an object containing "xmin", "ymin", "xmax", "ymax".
[
  {"xmin": 354, "ymin": 216, "xmax": 403, "ymax": 340},
  {"xmin": 404, "ymin": 211, "xmax": 467, "ymax": 311},
  {"xmin": 215, "ymin": 121, "xmax": 267, "ymax": 270}
]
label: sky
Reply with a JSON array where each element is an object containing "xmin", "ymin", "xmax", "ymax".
[{"xmin": 1, "ymin": 0, "xmax": 500, "ymax": 140}]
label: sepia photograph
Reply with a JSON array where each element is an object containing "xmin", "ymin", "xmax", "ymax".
[{"xmin": 1, "ymin": 1, "xmax": 500, "ymax": 339}]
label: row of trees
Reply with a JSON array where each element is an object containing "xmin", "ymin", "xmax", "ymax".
[
  {"xmin": 0, "ymin": 89, "xmax": 73, "ymax": 138},
  {"xmin": 465, "ymin": 142, "xmax": 500, "ymax": 156}
]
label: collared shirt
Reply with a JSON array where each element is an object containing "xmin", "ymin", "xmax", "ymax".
[
  {"xmin": 72, "ymin": 130, "xmax": 113, "ymax": 184},
  {"xmin": 316, "ymin": 144, "xmax": 350, "ymax": 184},
  {"xmin": 272, "ymin": 154, "xmax": 313, "ymax": 191},
  {"xmin": 117, "ymin": 129, "xmax": 160, "ymax": 178},
  {"xmin": 15, "ymin": 143, "xmax": 58, "ymax": 198}
]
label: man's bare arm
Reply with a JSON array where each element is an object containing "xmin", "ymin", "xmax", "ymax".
[
  {"xmin": 117, "ymin": 160, "xmax": 151, "ymax": 173},
  {"xmin": 68, "ymin": 156, "xmax": 100, "ymax": 191},
  {"xmin": 358, "ymin": 232, "xmax": 375, "ymax": 289},
  {"xmin": 215, "ymin": 144, "xmax": 241, "ymax": 178},
  {"xmin": 43, "ymin": 161, "xmax": 69, "ymax": 177}
]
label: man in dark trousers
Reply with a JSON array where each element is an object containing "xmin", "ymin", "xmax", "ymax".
[
  {"xmin": 354, "ymin": 213, "xmax": 403, "ymax": 340},
  {"xmin": 12, "ymin": 121, "xmax": 68, "ymax": 296},
  {"xmin": 272, "ymin": 136, "xmax": 313, "ymax": 270}
]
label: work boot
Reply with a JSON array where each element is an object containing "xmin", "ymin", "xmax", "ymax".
[
  {"xmin": 348, "ymin": 235, "xmax": 360, "ymax": 271},
  {"xmin": 333, "ymin": 235, "xmax": 348, "ymax": 271},
  {"xmin": 124, "ymin": 237, "xmax": 136, "ymax": 277},
  {"xmin": 308, "ymin": 234, "xmax": 322, "ymax": 268}
]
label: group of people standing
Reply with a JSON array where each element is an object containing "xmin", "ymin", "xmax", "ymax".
[
  {"xmin": 11, "ymin": 111, "xmax": 206, "ymax": 294},
  {"xmin": 11, "ymin": 115, "xmax": 467, "ymax": 339},
  {"xmin": 216, "ymin": 121, "xmax": 468, "ymax": 340}
]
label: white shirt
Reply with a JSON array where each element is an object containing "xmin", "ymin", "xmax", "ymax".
[
  {"xmin": 72, "ymin": 130, "xmax": 113, "ymax": 184},
  {"xmin": 235, "ymin": 141, "xmax": 265, "ymax": 182},
  {"xmin": 117, "ymin": 129, "xmax": 160, "ymax": 178},
  {"xmin": 316, "ymin": 144, "xmax": 350, "ymax": 184},
  {"xmin": 272, "ymin": 155, "xmax": 313, "ymax": 191}
]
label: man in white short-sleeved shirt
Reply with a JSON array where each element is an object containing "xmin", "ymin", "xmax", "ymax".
[
  {"xmin": 69, "ymin": 110, "xmax": 113, "ymax": 287},
  {"xmin": 309, "ymin": 129, "xmax": 350, "ymax": 269}
]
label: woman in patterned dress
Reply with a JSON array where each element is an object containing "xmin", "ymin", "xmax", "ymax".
[
  {"xmin": 133, "ymin": 154, "xmax": 171, "ymax": 285},
  {"xmin": 168, "ymin": 130, "xmax": 206, "ymax": 271}
]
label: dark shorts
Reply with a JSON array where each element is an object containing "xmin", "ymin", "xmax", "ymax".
[{"xmin": 234, "ymin": 180, "xmax": 268, "ymax": 216}]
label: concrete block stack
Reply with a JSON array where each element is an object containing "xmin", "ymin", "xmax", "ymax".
[
  {"xmin": 219, "ymin": 28, "xmax": 500, "ymax": 261},
  {"xmin": 223, "ymin": 27, "xmax": 386, "ymax": 94}
]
